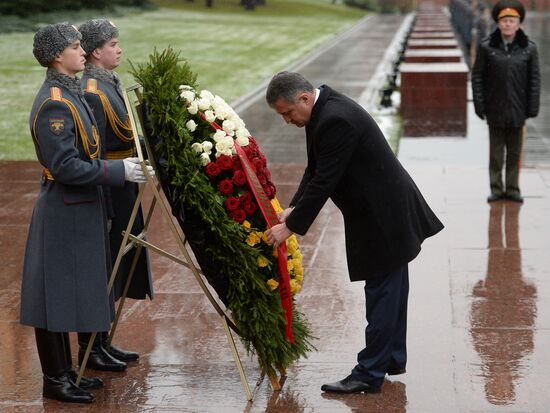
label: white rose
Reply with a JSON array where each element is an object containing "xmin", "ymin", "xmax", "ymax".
[
  {"xmin": 180, "ymin": 90, "xmax": 195, "ymax": 103},
  {"xmin": 187, "ymin": 101, "xmax": 198, "ymax": 115},
  {"xmin": 214, "ymin": 104, "xmax": 230, "ymax": 120},
  {"xmin": 235, "ymin": 128, "xmax": 250, "ymax": 140},
  {"xmin": 204, "ymin": 110, "xmax": 216, "ymax": 123},
  {"xmin": 213, "ymin": 129, "xmax": 227, "ymax": 142},
  {"xmin": 202, "ymin": 141, "xmax": 213, "ymax": 154},
  {"xmin": 235, "ymin": 135, "xmax": 250, "ymax": 147},
  {"xmin": 222, "ymin": 120, "xmax": 236, "ymax": 135},
  {"xmin": 179, "ymin": 84, "xmax": 193, "ymax": 91},
  {"xmin": 186, "ymin": 119, "xmax": 197, "ymax": 132},
  {"xmin": 200, "ymin": 152, "xmax": 211, "ymax": 166},
  {"xmin": 233, "ymin": 118, "xmax": 245, "ymax": 130},
  {"xmin": 197, "ymin": 98, "xmax": 211, "ymax": 111},
  {"xmin": 215, "ymin": 148, "xmax": 233, "ymax": 158},
  {"xmin": 215, "ymin": 137, "xmax": 233, "ymax": 153},
  {"xmin": 200, "ymin": 90, "xmax": 215, "ymax": 101},
  {"xmin": 191, "ymin": 142, "xmax": 203, "ymax": 153}
]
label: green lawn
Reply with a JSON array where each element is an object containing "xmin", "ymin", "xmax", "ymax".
[{"xmin": 0, "ymin": 0, "xmax": 365, "ymax": 160}]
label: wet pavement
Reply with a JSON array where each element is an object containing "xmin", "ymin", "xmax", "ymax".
[{"xmin": 1, "ymin": 12, "xmax": 550, "ymax": 413}]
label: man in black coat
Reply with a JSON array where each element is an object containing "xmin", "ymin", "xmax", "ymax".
[
  {"xmin": 472, "ymin": 0, "xmax": 540, "ymax": 203},
  {"xmin": 265, "ymin": 71, "xmax": 443, "ymax": 393}
]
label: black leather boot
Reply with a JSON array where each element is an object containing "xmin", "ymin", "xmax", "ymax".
[
  {"xmin": 78, "ymin": 332, "xmax": 127, "ymax": 372},
  {"xmin": 102, "ymin": 333, "xmax": 139, "ymax": 362},
  {"xmin": 35, "ymin": 328, "xmax": 94, "ymax": 404},
  {"xmin": 63, "ymin": 333, "xmax": 103, "ymax": 389}
]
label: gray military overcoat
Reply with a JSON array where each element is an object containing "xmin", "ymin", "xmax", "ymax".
[
  {"xmin": 20, "ymin": 73, "xmax": 126, "ymax": 332},
  {"xmin": 82, "ymin": 67, "xmax": 153, "ymax": 301}
]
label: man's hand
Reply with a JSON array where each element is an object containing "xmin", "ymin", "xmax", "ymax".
[
  {"xmin": 266, "ymin": 223, "xmax": 292, "ymax": 247},
  {"xmin": 123, "ymin": 157, "xmax": 155, "ymax": 183},
  {"xmin": 278, "ymin": 207, "xmax": 294, "ymax": 223}
]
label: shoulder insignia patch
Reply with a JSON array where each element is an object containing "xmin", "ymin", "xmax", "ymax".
[
  {"xmin": 50, "ymin": 87, "xmax": 62, "ymax": 101},
  {"xmin": 86, "ymin": 79, "xmax": 98, "ymax": 93},
  {"xmin": 49, "ymin": 118, "xmax": 65, "ymax": 135}
]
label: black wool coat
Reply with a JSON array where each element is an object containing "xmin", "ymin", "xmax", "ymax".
[
  {"xmin": 285, "ymin": 86, "xmax": 444, "ymax": 281},
  {"xmin": 472, "ymin": 28, "xmax": 540, "ymax": 127}
]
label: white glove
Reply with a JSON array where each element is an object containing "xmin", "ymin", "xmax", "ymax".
[{"xmin": 123, "ymin": 157, "xmax": 155, "ymax": 183}]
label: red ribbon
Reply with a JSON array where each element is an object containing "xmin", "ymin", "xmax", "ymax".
[{"xmin": 200, "ymin": 113, "xmax": 295, "ymax": 343}]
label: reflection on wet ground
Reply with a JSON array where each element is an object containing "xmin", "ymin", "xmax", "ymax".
[
  {"xmin": 470, "ymin": 202, "xmax": 536, "ymax": 406},
  {"xmin": 1, "ymin": 11, "xmax": 550, "ymax": 413}
]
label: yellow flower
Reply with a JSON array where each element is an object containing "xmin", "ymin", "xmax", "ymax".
[
  {"xmin": 242, "ymin": 220, "xmax": 251, "ymax": 231},
  {"xmin": 292, "ymin": 257, "xmax": 302, "ymax": 268},
  {"xmin": 290, "ymin": 279, "xmax": 302, "ymax": 294},
  {"xmin": 294, "ymin": 265, "xmax": 304, "ymax": 277},
  {"xmin": 287, "ymin": 259, "xmax": 294, "ymax": 272},
  {"xmin": 266, "ymin": 278, "xmax": 279, "ymax": 291},
  {"xmin": 271, "ymin": 198, "xmax": 283, "ymax": 213},
  {"xmin": 292, "ymin": 249, "xmax": 302, "ymax": 260},
  {"xmin": 294, "ymin": 273, "xmax": 303, "ymax": 282},
  {"xmin": 246, "ymin": 232, "xmax": 260, "ymax": 246},
  {"xmin": 286, "ymin": 235, "xmax": 298, "ymax": 254},
  {"xmin": 261, "ymin": 230, "xmax": 269, "ymax": 244},
  {"xmin": 257, "ymin": 255, "xmax": 269, "ymax": 268}
]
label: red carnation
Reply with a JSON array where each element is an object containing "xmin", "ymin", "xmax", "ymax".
[
  {"xmin": 232, "ymin": 156, "xmax": 243, "ymax": 171},
  {"xmin": 217, "ymin": 154, "xmax": 234, "ymax": 171},
  {"xmin": 264, "ymin": 168, "xmax": 272, "ymax": 181},
  {"xmin": 233, "ymin": 170, "xmax": 246, "ymax": 186},
  {"xmin": 269, "ymin": 183, "xmax": 277, "ymax": 199},
  {"xmin": 263, "ymin": 185, "xmax": 272, "ymax": 199},
  {"xmin": 253, "ymin": 157, "xmax": 264, "ymax": 174},
  {"xmin": 258, "ymin": 173, "xmax": 267, "ymax": 186},
  {"xmin": 244, "ymin": 201, "xmax": 257, "ymax": 216},
  {"xmin": 205, "ymin": 162, "xmax": 221, "ymax": 178},
  {"xmin": 240, "ymin": 191, "xmax": 252, "ymax": 206},
  {"xmin": 259, "ymin": 153, "xmax": 267, "ymax": 166},
  {"xmin": 219, "ymin": 178, "xmax": 234, "ymax": 196},
  {"xmin": 230, "ymin": 209, "xmax": 247, "ymax": 223},
  {"xmin": 225, "ymin": 197, "xmax": 240, "ymax": 211}
]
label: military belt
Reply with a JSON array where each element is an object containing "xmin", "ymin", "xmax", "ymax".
[{"xmin": 105, "ymin": 148, "xmax": 137, "ymax": 160}]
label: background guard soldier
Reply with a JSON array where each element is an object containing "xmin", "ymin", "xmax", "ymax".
[
  {"xmin": 20, "ymin": 22, "xmax": 153, "ymax": 403},
  {"xmin": 78, "ymin": 19, "xmax": 153, "ymax": 371}
]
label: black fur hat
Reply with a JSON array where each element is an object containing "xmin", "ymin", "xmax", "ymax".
[
  {"xmin": 78, "ymin": 19, "xmax": 119, "ymax": 55},
  {"xmin": 33, "ymin": 22, "xmax": 82, "ymax": 67}
]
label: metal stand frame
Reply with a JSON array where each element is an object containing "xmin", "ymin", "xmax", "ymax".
[{"xmin": 76, "ymin": 85, "xmax": 286, "ymax": 401}]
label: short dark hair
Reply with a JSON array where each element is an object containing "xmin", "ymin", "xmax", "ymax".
[{"xmin": 266, "ymin": 71, "xmax": 314, "ymax": 107}]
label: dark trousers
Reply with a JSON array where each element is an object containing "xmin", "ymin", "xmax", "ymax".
[
  {"xmin": 489, "ymin": 126, "xmax": 523, "ymax": 197},
  {"xmin": 351, "ymin": 264, "xmax": 409, "ymax": 386}
]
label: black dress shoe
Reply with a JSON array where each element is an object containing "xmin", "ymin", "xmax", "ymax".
[
  {"xmin": 79, "ymin": 345, "xmax": 127, "ymax": 372},
  {"xmin": 386, "ymin": 366, "xmax": 406, "ymax": 376},
  {"xmin": 321, "ymin": 375, "xmax": 381, "ymax": 394},
  {"xmin": 67, "ymin": 370, "xmax": 104, "ymax": 390},
  {"xmin": 43, "ymin": 372, "xmax": 94, "ymax": 404},
  {"xmin": 505, "ymin": 193, "xmax": 524, "ymax": 203},
  {"xmin": 105, "ymin": 343, "xmax": 139, "ymax": 362},
  {"xmin": 487, "ymin": 193, "xmax": 503, "ymax": 202}
]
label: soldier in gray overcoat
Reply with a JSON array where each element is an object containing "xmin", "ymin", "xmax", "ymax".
[
  {"xmin": 76, "ymin": 19, "xmax": 153, "ymax": 371},
  {"xmin": 20, "ymin": 22, "xmax": 153, "ymax": 404}
]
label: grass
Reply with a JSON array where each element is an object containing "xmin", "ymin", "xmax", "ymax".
[{"xmin": 0, "ymin": 0, "xmax": 365, "ymax": 160}]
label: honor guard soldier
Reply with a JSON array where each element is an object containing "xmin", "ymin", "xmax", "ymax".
[
  {"xmin": 20, "ymin": 22, "xmax": 154, "ymax": 403},
  {"xmin": 78, "ymin": 19, "xmax": 154, "ymax": 371}
]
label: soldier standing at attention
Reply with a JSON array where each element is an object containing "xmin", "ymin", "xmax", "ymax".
[
  {"xmin": 76, "ymin": 19, "xmax": 153, "ymax": 372},
  {"xmin": 20, "ymin": 22, "xmax": 153, "ymax": 403}
]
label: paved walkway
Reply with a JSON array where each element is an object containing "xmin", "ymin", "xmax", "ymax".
[{"xmin": 1, "ymin": 11, "xmax": 550, "ymax": 413}]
